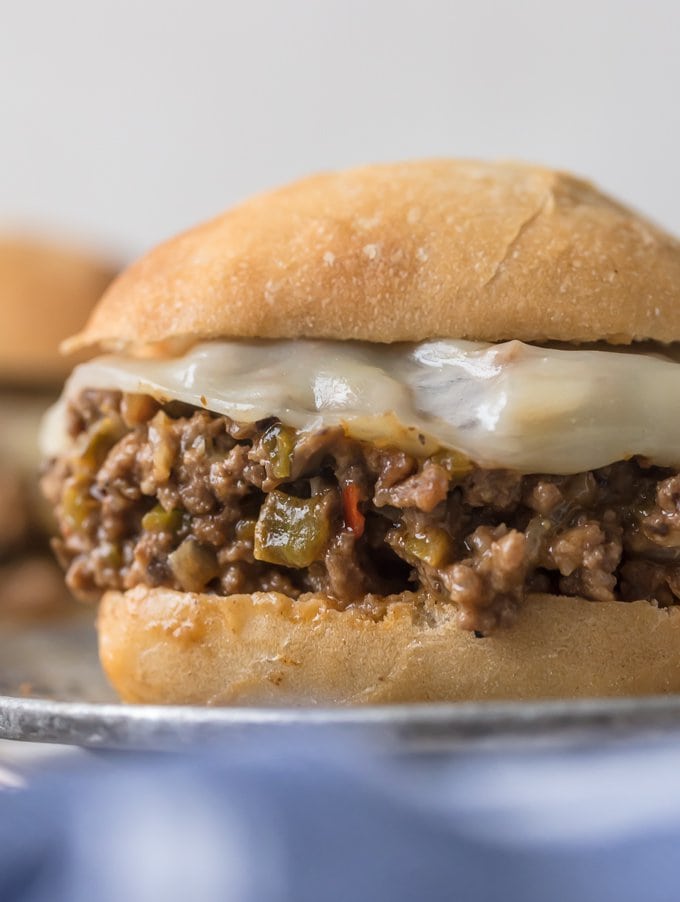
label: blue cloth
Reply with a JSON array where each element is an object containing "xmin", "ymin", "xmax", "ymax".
[{"xmin": 2, "ymin": 732, "xmax": 680, "ymax": 902}]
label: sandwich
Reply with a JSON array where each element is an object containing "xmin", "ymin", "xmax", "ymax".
[
  {"xmin": 41, "ymin": 160, "xmax": 680, "ymax": 703},
  {"xmin": 0, "ymin": 236, "xmax": 116, "ymax": 616}
]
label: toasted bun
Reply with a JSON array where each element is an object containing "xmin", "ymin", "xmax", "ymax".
[
  {"xmin": 98, "ymin": 587, "xmax": 680, "ymax": 705},
  {"xmin": 0, "ymin": 236, "xmax": 117, "ymax": 385},
  {"xmin": 66, "ymin": 159, "xmax": 680, "ymax": 354}
]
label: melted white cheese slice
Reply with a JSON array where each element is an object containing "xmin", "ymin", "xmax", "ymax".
[{"xmin": 41, "ymin": 339, "xmax": 680, "ymax": 474}]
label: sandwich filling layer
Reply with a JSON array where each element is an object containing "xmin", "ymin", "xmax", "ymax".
[{"xmin": 42, "ymin": 387, "xmax": 680, "ymax": 633}]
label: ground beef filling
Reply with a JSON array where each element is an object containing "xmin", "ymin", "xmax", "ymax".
[{"xmin": 41, "ymin": 389, "xmax": 680, "ymax": 633}]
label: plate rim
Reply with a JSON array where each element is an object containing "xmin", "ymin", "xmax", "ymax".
[{"xmin": 4, "ymin": 692, "xmax": 680, "ymax": 750}]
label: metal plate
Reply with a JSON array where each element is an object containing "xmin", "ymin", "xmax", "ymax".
[{"xmin": 3, "ymin": 614, "xmax": 680, "ymax": 752}]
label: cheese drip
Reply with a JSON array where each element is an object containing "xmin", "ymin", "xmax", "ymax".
[{"xmin": 41, "ymin": 339, "xmax": 680, "ymax": 474}]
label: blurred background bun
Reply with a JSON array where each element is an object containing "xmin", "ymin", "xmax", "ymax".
[
  {"xmin": 0, "ymin": 234, "xmax": 117, "ymax": 618},
  {"xmin": 0, "ymin": 235, "xmax": 117, "ymax": 386}
]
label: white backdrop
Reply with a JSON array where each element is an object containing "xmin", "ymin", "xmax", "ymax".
[{"xmin": 1, "ymin": 0, "xmax": 678, "ymax": 260}]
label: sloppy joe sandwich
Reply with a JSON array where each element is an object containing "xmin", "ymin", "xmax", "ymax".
[
  {"xmin": 0, "ymin": 236, "xmax": 116, "ymax": 616},
  {"xmin": 41, "ymin": 160, "xmax": 680, "ymax": 703}
]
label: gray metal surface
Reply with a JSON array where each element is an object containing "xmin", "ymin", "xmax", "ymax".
[{"xmin": 3, "ymin": 614, "xmax": 680, "ymax": 751}]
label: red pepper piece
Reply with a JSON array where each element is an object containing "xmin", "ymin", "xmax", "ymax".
[{"xmin": 342, "ymin": 483, "xmax": 365, "ymax": 538}]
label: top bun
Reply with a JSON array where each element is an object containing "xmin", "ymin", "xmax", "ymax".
[
  {"xmin": 0, "ymin": 236, "xmax": 117, "ymax": 386},
  {"xmin": 66, "ymin": 160, "xmax": 680, "ymax": 354}
]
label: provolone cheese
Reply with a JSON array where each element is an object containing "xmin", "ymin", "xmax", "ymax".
[{"xmin": 41, "ymin": 339, "xmax": 680, "ymax": 474}]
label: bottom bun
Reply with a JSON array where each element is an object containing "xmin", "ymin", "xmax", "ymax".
[{"xmin": 98, "ymin": 587, "xmax": 680, "ymax": 705}]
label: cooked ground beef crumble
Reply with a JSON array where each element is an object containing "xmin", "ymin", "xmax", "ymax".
[{"xmin": 41, "ymin": 389, "xmax": 680, "ymax": 633}]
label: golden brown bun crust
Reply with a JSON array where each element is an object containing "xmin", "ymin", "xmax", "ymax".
[
  {"xmin": 98, "ymin": 587, "xmax": 680, "ymax": 705},
  {"xmin": 0, "ymin": 236, "xmax": 117, "ymax": 385},
  {"xmin": 67, "ymin": 160, "xmax": 680, "ymax": 353}
]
